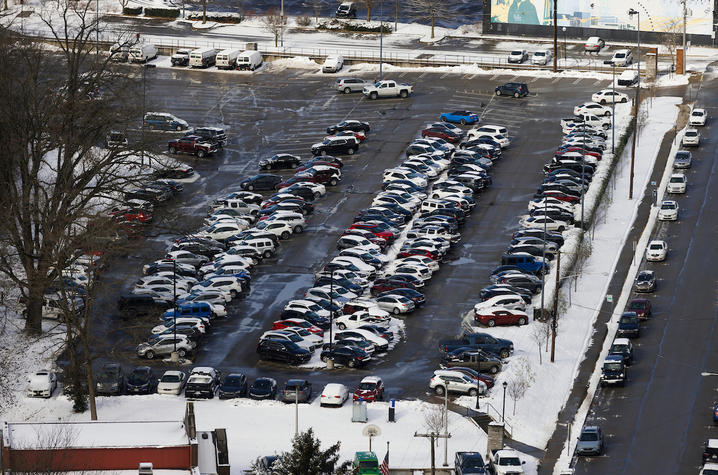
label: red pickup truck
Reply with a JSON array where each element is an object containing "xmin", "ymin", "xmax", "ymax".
[{"xmin": 167, "ymin": 135, "xmax": 218, "ymax": 158}]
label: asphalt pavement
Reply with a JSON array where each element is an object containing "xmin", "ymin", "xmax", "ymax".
[
  {"xmin": 89, "ymin": 65, "xmax": 613, "ymax": 400},
  {"xmin": 573, "ymin": 71, "xmax": 718, "ymax": 474}
]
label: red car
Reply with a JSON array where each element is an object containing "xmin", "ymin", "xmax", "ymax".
[
  {"xmin": 353, "ymin": 376, "xmax": 385, "ymax": 402},
  {"xmin": 370, "ymin": 280, "xmax": 417, "ymax": 295},
  {"xmin": 539, "ymin": 190, "xmax": 581, "ymax": 203},
  {"xmin": 421, "ymin": 126, "xmax": 462, "ymax": 143},
  {"xmin": 348, "ymin": 223, "xmax": 395, "ymax": 243},
  {"xmin": 397, "ymin": 249, "xmax": 439, "ymax": 260},
  {"xmin": 324, "ymin": 130, "xmax": 366, "ymax": 142},
  {"xmin": 109, "ymin": 208, "xmax": 152, "ymax": 224},
  {"xmin": 558, "ymin": 147, "xmax": 602, "ymax": 161},
  {"xmin": 295, "ymin": 161, "xmax": 341, "ymax": 173},
  {"xmin": 474, "ymin": 308, "xmax": 529, "ymax": 327},
  {"xmin": 627, "ymin": 298, "xmax": 651, "ymax": 320},
  {"xmin": 272, "ymin": 318, "xmax": 324, "ymax": 336}
]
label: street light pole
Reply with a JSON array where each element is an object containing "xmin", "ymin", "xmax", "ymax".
[
  {"xmin": 475, "ymin": 377, "xmax": 481, "ymax": 410},
  {"xmin": 379, "ymin": 0, "xmax": 384, "ymax": 80},
  {"xmin": 502, "ymin": 381, "xmax": 507, "ymax": 422},
  {"xmin": 443, "ymin": 381, "xmax": 449, "ymax": 467},
  {"xmin": 540, "ymin": 199, "xmax": 547, "ymax": 320},
  {"xmin": 552, "ymin": 0, "xmax": 558, "ymax": 72},
  {"xmin": 562, "ymin": 26, "xmax": 567, "ymax": 63},
  {"xmin": 280, "ymin": 0, "xmax": 285, "ymax": 48},
  {"xmin": 612, "ymin": 63, "xmax": 616, "ymax": 154},
  {"xmin": 682, "ymin": 0, "xmax": 687, "ymax": 70},
  {"xmin": 295, "ymin": 387, "xmax": 299, "ymax": 436},
  {"xmin": 628, "ymin": 8, "xmax": 640, "ymax": 200},
  {"xmin": 172, "ymin": 259, "xmax": 178, "ymax": 356}
]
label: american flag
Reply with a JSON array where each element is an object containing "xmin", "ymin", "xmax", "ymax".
[{"xmin": 380, "ymin": 449, "xmax": 389, "ymax": 475}]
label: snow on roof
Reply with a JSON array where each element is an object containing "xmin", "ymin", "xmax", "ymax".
[{"xmin": 3, "ymin": 421, "xmax": 188, "ymax": 449}]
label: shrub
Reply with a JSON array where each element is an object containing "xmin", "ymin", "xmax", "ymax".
[
  {"xmin": 144, "ymin": 7, "xmax": 180, "ymax": 18},
  {"xmin": 296, "ymin": 15, "xmax": 312, "ymax": 27},
  {"xmin": 122, "ymin": 6, "xmax": 142, "ymax": 15},
  {"xmin": 317, "ymin": 19, "xmax": 391, "ymax": 34},
  {"xmin": 186, "ymin": 12, "xmax": 244, "ymax": 23}
]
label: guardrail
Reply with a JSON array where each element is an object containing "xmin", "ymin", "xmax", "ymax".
[{"xmin": 483, "ymin": 401, "xmax": 513, "ymax": 437}]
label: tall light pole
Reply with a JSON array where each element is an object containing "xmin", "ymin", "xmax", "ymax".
[
  {"xmin": 539, "ymin": 198, "xmax": 547, "ymax": 320},
  {"xmin": 502, "ymin": 381, "xmax": 507, "ymax": 422},
  {"xmin": 612, "ymin": 63, "xmax": 616, "ymax": 154},
  {"xmin": 628, "ymin": 8, "xmax": 640, "ymax": 200},
  {"xmin": 280, "ymin": 0, "xmax": 285, "ymax": 47},
  {"xmin": 681, "ymin": 0, "xmax": 687, "ymax": 71},
  {"xmin": 443, "ymin": 381, "xmax": 449, "ymax": 467},
  {"xmin": 172, "ymin": 258, "xmax": 178, "ymax": 359},
  {"xmin": 562, "ymin": 26, "xmax": 567, "ymax": 63},
  {"xmin": 552, "ymin": 0, "xmax": 558, "ymax": 72},
  {"xmin": 379, "ymin": 0, "xmax": 384, "ymax": 80}
]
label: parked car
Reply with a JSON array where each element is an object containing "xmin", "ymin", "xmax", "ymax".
[
  {"xmin": 667, "ymin": 173, "xmax": 687, "ymax": 194},
  {"xmin": 353, "ymin": 376, "xmax": 385, "ymax": 402},
  {"xmin": 322, "ymin": 55, "xmax": 344, "ymax": 73},
  {"xmin": 442, "ymin": 348, "xmax": 502, "ymax": 374},
  {"xmin": 311, "ymin": 136, "xmax": 359, "ymax": 156},
  {"xmin": 259, "ymin": 154, "xmax": 302, "ymax": 170},
  {"xmin": 634, "ymin": 270, "xmax": 656, "ymax": 293},
  {"xmin": 335, "ymin": 77, "xmax": 371, "ymax": 94},
  {"xmin": 609, "ymin": 338, "xmax": 633, "ymax": 365},
  {"xmin": 126, "ymin": 366, "xmax": 157, "ymax": 394},
  {"xmin": 279, "ymin": 379, "xmax": 313, "ymax": 403},
  {"xmin": 157, "ymin": 370, "xmax": 187, "ymax": 395},
  {"xmin": 326, "ymin": 120, "xmax": 370, "ymax": 134},
  {"xmin": 610, "ymin": 49, "xmax": 633, "ymax": 66},
  {"xmin": 576, "ymin": 426, "xmax": 604, "ymax": 455},
  {"xmin": 673, "ymin": 150, "xmax": 692, "ymax": 169},
  {"xmin": 136, "ymin": 333, "xmax": 195, "ymax": 359},
  {"xmin": 627, "ymin": 298, "xmax": 651, "ymax": 319},
  {"xmin": 218, "ymin": 373, "xmax": 248, "ymax": 399},
  {"xmin": 335, "ymin": 1, "xmax": 357, "ymax": 18},
  {"xmin": 591, "ymin": 89, "xmax": 629, "ymax": 105},
  {"xmin": 689, "ymin": 108, "xmax": 708, "ymax": 126},
  {"xmin": 320, "ymin": 345, "xmax": 371, "ymax": 368},
  {"xmin": 26, "ymin": 370, "xmax": 57, "ymax": 398},
  {"xmin": 584, "ymin": 36, "xmax": 605, "ymax": 52},
  {"xmin": 474, "ymin": 307, "xmax": 529, "ymax": 327},
  {"xmin": 256, "ymin": 338, "xmax": 311, "ymax": 365},
  {"xmin": 617, "ymin": 312, "xmax": 640, "ymax": 338},
  {"xmin": 320, "ymin": 383, "xmax": 349, "ymax": 406},
  {"xmin": 184, "ymin": 367, "xmax": 220, "ymax": 399},
  {"xmin": 658, "ymin": 200, "xmax": 679, "ymax": 221},
  {"xmin": 144, "ymin": 112, "xmax": 188, "ymax": 131},
  {"xmin": 440, "ymin": 110, "xmax": 480, "ymax": 125},
  {"xmin": 95, "ymin": 363, "xmax": 125, "ymax": 396},
  {"xmin": 531, "ymin": 49, "xmax": 552, "ymax": 65},
  {"xmin": 645, "ymin": 240, "xmax": 667, "ymax": 261},
  {"xmin": 495, "ymin": 82, "xmax": 529, "ymax": 98},
  {"xmin": 240, "ymin": 174, "xmax": 282, "ymax": 191},
  {"xmin": 507, "ymin": 49, "xmax": 529, "ymax": 64},
  {"xmin": 682, "ymin": 128, "xmax": 701, "ymax": 146},
  {"xmin": 249, "ymin": 377, "xmax": 277, "ymax": 400},
  {"xmin": 455, "ymin": 451, "xmax": 487, "ymax": 474},
  {"xmin": 429, "ymin": 369, "xmax": 481, "ymax": 396}
]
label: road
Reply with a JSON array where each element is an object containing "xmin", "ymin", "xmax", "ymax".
[
  {"xmin": 574, "ymin": 71, "xmax": 718, "ymax": 474},
  {"xmin": 86, "ymin": 64, "xmax": 612, "ymax": 400}
]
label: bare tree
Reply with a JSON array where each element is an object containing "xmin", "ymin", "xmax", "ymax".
[
  {"xmin": 359, "ymin": 0, "xmax": 374, "ymax": 21},
  {"xmin": 506, "ymin": 356, "xmax": 535, "ymax": 415},
  {"xmin": 423, "ymin": 402, "xmax": 445, "ymax": 435},
  {"xmin": 0, "ymin": 0, "xmax": 150, "ymax": 336},
  {"xmin": 262, "ymin": 8, "xmax": 283, "ymax": 47},
  {"xmin": 404, "ymin": 0, "xmax": 452, "ymax": 39},
  {"xmin": 312, "ymin": 0, "xmax": 321, "ymax": 24},
  {"xmin": 530, "ymin": 323, "xmax": 549, "ymax": 365}
]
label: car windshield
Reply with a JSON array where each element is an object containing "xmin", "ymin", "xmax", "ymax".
[
  {"xmin": 649, "ymin": 244, "xmax": 663, "ymax": 250},
  {"xmin": 692, "ymin": 111, "xmax": 703, "ymax": 116},
  {"xmin": 604, "ymin": 362, "xmax": 623, "ymax": 371},
  {"xmin": 462, "ymin": 458, "xmax": 484, "ymax": 468},
  {"xmin": 676, "ymin": 152, "xmax": 690, "ymax": 159},
  {"xmin": 615, "ymin": 53, "xmax": 626, "ymax": 58},
  {"xmin": 535, "ymin": 52, "xmax": 545, "ymax": 56},
  {"xmin": 161, "ymin": 374, "xmax": 181, "ymax": 383},
  {"xmin": 100, "ymin": 367, "xmax": 119, "ymax": 379},
  {"xmin": 686, "ymin": 131, "xmax": 698, "ymax": 137},
  {"xmin": 128, "ymin": 371, "xmax": 147, "ymax": 384},
  {"xmin": 661, "ymin": 203, "xmax": 675, "ymax": 209},
  {"xmin": 511, "ymin": 50, "xmax": 522, "ymax": 55},
  {"xmin": 225, "ymin": 375, "xmax": 243, "ymax": 385},
  {"xmin": 611, "ymin": 344, "xmax": 628, "ymax": 353},
  {"xmin": 358, "ymin": 382, "xmax": 376, "ymax": 390},
  {"xmin": 500, "ymin": 457, "xmax": 521, "ymax": 466},
  {"xmin": 621, "ymin": 316, "xmax": 638, "ymax": 325},
  {"xmin": 628, "ymin": 301, "xmax": 644, "ymax": 310},
  {"xmin": 670, "ymin": 176, "xmax": 684, "ymax": 183},
  {"xmin": 637, "ymin": 274, "xmax": 652, "ymax": 282},
  {"xmin": 254, "ymin": 379, "xmax": 271, "ymax": 389},
  {"xmin": 580, "ymin": 432, "xmax": 599, "ymax": 441}
]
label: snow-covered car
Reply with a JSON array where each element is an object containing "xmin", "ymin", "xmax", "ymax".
[
  {"xmin": 474, "ymin": 294, "xmax": 527, "ymax": 312},
  {"xmin": 335, "ymin": 311, "xmax": 387, "ymax": 330},
  {"xmin": 135, "ymin": 276, "xmax": 192, "ymax": 293},
  {"xmin": 645, "ymin": 240, "xmax": 668, "ymax": 262},
  {"xmin": 198, "ymin": 221, "xmax": 248, "ymax": 241},
  {"xmin": 336, "ymin": 328, "xmax": 389, "ymax": 351},
  {"xmin": 26, "ymin": 370, "xmax": 57, "ymax": 398},
  {"xmin": 507, "ymin": 49, "xmax": 528, "ymax": 63},
  {"xmin": 658, "ymin": 200, "xmax": 679, "ymax": 221},
  {"xmin": 689, "ymin": 108, "xmax": 707, "ymax": 126},
  {"xmin": 260, "ymin": 330, "xmax": 319, "ymax": 351},
  {"xmin": 396, "ymin": 255, "xmax": 440, "ymax": 272},
  {"xmin": 591, "ymin": 89, "xmax": 629, "ymax": 105},
  {"xmin": 682, "ymin": 128, "xmax": 701, "ymax": 146},
  {"xmin": 617, "ymin": 69, "xmax": 639, "ymax": 86},
  {"xmin": 573, "ymin": 102, "xmax": 611, "ymax": 117},
  {"xmin": 192, "ymin": 276, "xmax": 244, "ymax": 299},
  {"xmin": 157, "ymin": 370, "xmax": 187, "ymax": 395},
  {"xmin": 667, "ymin": 173, "xmax": 687, "ymax": 194},
  {"xmin": 584, "ymin": 36, "xmax": 605, "ymax": 52},
  {"xmin": 320, "ymin": 383, "xmax": 349, "ymax": 407},
  {"xmin": 467, "ymin": 130, "xmax": 510, "ymax": 148},
  {"xmin": 263, "ymin": 212, "xmax": 306, "ymax": 233},
  {"xmin": 531, "ymin": 49, "xmax": 552, "ymax": 65},
  {"xmin": 322, "ymin": 54, "xmax": 344, "ymax": 73},
  {"xmin": 285, "ymin": 299, "xmax": 332, "ymax": 318}
]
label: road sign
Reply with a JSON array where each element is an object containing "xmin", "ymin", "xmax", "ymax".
[{"xmin": 606, "ymin": 295, "xmax": 613, "ymax": 303}]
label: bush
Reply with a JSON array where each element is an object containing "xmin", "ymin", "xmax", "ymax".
[
  {"xmin": 296, "ymin": 15, "xmax": 312, "ymax": 27},
  {"xmin": 122, "ymin": 6, "xmax": 142, "ymax": 15},
  {"xmin": 144, "ymin": 7, "xmax": 180, "ymax": 18},
  {"xmin": 317, "ymin": 19, "xmax": 391, "ymax": 34},
  {"xmin": 186, "ymin": 12, "xmax": 244, "ymax": 23}
]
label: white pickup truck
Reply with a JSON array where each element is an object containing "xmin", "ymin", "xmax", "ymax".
[{"xmin": 362, "ymin": 80, "xmax": 413, "ymax": 99}]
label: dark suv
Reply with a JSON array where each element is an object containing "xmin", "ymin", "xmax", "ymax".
[
  {"xmin": 126, "ymin": 366, "xmax": 157, "ymax": 394},
  {"xmin": 259, "ymin": 154, "xmax": 302, "ymax": 170},
  {"xmin": 455, "ymin": 451, "xmax": 486, "ymax": 474},
  {"xmin": 320, "ymin": 345, "xmax": 370, "ymax": 368},
  {"xmin": 311, "ymin": 137, "xmax": 359, "ymax": 156},
  {"xmin": 495, "ymin": 82, "xmax": 529, "ymax": 98},
  {"xmin": 256, "ymin": 339, "xmax": 311, "ymax": 365},
  {"xmin": 117, "ymin": 292, "xmax": 171, "ymax": 317},
  {"xmin": 191, "ymin": 127, "xmax": 227, "ymax": 147},
  {"xmin": 240, "ymin": 174, "xmax": 282, "ymax": 191}
]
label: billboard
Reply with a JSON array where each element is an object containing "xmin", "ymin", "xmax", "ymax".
[{"xmin": 490, "ymin": 0, "xmax": 714, "ymax": 35}]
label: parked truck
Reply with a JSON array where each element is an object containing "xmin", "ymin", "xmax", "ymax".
[
  {"xmin": 167, "ymin": 136, "xmax": 218, "ymax": 158},
  {"xmin": 362, "ymin": 80, "xmax": 413, "ymax": 99}
]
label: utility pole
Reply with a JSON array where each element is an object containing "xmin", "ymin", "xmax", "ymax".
[
  {"xmin": 414, "ymin": 432, "xmax": 451, "ymax": 475},
  {"xmin": 394, "ymin": 0, "xmax": 398, "ymax": 31},
  {"xmin": 295, "ymin": 388, "xmax": 299, "ymax": 436},
  {"xmin": 550, "ymin": 250, "xmax": 560, "ymax": 363},
  {"xmin": 552, "ymin": 0, "xmax": 558, "ymax": 72},
  {"xmin": 628, "ymin": 8, "xmax": 640, "ymax": 200},
  {"xmin": 443, "ymin": 382, "xmax": 449, "ymax": 467}
]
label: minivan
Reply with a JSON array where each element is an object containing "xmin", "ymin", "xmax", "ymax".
[
  {"xmin": 189, "ymin": 47, "xmax": 217, "ymax": 68},
  {"xmin": 144, "ymin": 112, "xmax": 189, "ymax": 131},
  {"xmin": 129, "ymin": 43, "xmax": 158, "ymax": 63},
  {"xmin": 335, "ymin": 77, "xmax": 371, "ymax": 94},
  {"xmin": 237, "ymin": 50, "xmax": 263, "ymax": 71},
  {"xmin": 216, "ymin": 48, "xmax": 241, "ymax": 70}
]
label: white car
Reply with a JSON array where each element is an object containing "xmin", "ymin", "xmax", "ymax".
[
  {"xmin": 507, "ymin": 49, "xmax": 528, "ymax": 63},
  {"xmin": 254, "ymin": 220, "xmax": 294, "ymax": 240},
  {"xmin": 157, "ymin": 370, "xmax": 187, "ymax": 395},
  {"xmin": 335, "ymin": 311, "xmax": 386, "ymax": 330},
  {"xmin": 645, "ymin": 240, "xmax": 668, "ymax": 262},
  {"xmin": 152, "ymin": 318, "xmax": 206, "ymax": 335},
  {"xmin": 584, "ymin": 36, "xmax": 605, "ymax": 52},
  {"xmin": 263, "ymin": 212, "xmax": 306, "ymax": 233},
  {"xmin": 387, "ymin": 263, "xmax": 432, "ymax": 282},
  {"xmin": 468, "ymin": 131, "xmax": 510, "ymax": 148},
  {"xmin": 285, "ymin": 299, "xmax": 331, "ymax": 318},
  {"xmin": 689, "ymin": 108, "xmax": 707, "ymax": 126},
  {"xmin": 531, "ymin": 49, "xmax": 552, "ymax": 65},
  {"xmin": 591, "ymin": 89, "xmax": 629, "ymax": 105},
  {"xmin": 429, "ymin": 369, "xmax": 486, "ymax": 396},
  {"xmin": 305, "ymin": 286, "xmax": 352, "ymax": 303},
  {"xmin": 281, "ymin": 326, "xmax": 323, "ymax": 346},
  {"xmin": 396, "ymin": 255, "xmax": 440, "ymax": 272},
  {"xmin": 474, "ymin": 294, "xmax": 527, "ymax": 312},
  {"xmin": 261, "ymin": 330, "xmax": 318, "ymax": 351},
  {"xmin": 667, "ymin": 173, "xmax": 687, "ymax": 194},
  {"xmin": 682, "ymin": 128, "xmax": 700, "ymax": 146},
  {"xmin": 471, "ymin": 124, "xmax": 508, "ymax": 138},
  {"xmin": 520, "ymin": 215, "xmax": 570, "ymax": 232},
  {"xmin": 658, "ymin": 200, "xmax": 679, "ymax": 221},
  {"xmin": 322, "ymin": 54, "xmax": 344, "ymax": 73},
  {"xmin": 382, "ymin": 168, "xmax": 428, "ymax": 188},
  {"xmin": 26, "ymin": 370, "xmax": 57, "ymax": 398},
  {"xmin": 528, "ymin": 196, "xmax": 574, "ymax": 212},
  {"xmin": 200, "ymin": 255, "xmax": 252, "ymax": 275},
  {"xmin": 193, "ymin": 276, "xmax": 244, "ymax": 299},
  {"xmin": 330, "ymin": 256, "xmax": 377, "ymax": 277},
  {"xmin": 204, "ymin": 214, "xmax": 252, "ymax": 228},
  {"xmin": 574, "ymin": 102, "xmax": 611, "ymax": 117},
  {"xmin": 374, "ymin": 294, "xmax": 415, "ymax": 314},
  {"xmin": 198, "ymin": 221, "xmax": 248, "ymax": 241},
  {"xmin": 490, "ymin": 449, "xmax": 526, "ymax": 475},
  {"xmin": 133, "ymin": 285, "xmax": 188, "ymax": 301},
  {"xmin": 135, "ymin": 276, "xmax": 192, "ymax": 293},
  {"xmin": 320, "ymin": 383, "xmax": 349, "ymax": 407},
  {"xmin": 336, "ymin": 328, "xmax": 389, "ymax": 351}
]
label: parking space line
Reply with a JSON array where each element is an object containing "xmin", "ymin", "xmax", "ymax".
[
  {"xmin": 440, "ymin": 72, "xmax": 450, "ymax": 79},
  {"xmin": 490, "ymin": 73, "xmax": 499, "ymax": 80},
  {"xmin": 419, "ymin": 71, "xmax": 428, "ymax": 79},
  {"xmin": 551, "ymin": 77, "xmax": 561, "ymax": 83},
  {"xmin": 572, "ymin": 78, "xmax": 583, "ymax": 85},
  {"xmin": 398, "ymin": 72, "xmax": 407, "ymax": 78}
]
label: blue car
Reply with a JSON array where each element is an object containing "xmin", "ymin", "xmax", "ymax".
[
  {"xmin": 440, "ymin": 110, "xmax": 480, "ymax": 125},
  {"xmin": 713, "ymin": 403, "xmax": 718, "ymax": 423}
]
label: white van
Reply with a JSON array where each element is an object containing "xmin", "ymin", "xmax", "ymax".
[
  {"xmin": 216, "ymin": 48, "xmax": 241, "ymax": 70},
  {"xmin": 129, "ymin": 43, "xmax": 158, "ymax": 63},
  {"xmin": 189, "ymin": 47, "xmax": 218, "ymax": 68},
  {"xmin": 237, "ymin": 50, "xmax": 263, "ymax": 71}
]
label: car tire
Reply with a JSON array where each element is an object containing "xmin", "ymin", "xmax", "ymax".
[
  {"xmin": 495, "ymin": 90, "xmax": 501, "ymax": 96},
  {"xmin": 126, "ymin": 307, "xmax": 138, "ymax": 318},
  {"xmin": 621, "ymin": 97, "xmax": 628, "ymax": 103},
  {"xmin": 499, "ymin": 348, "xmax": 510, "ymax": 359},
  {"xmin": 281, "ymin": 231, "xmax": 290, "ymax": 240},
  {"xmin": 247, "ymin": 185, "xmax": 254, "ymax": 191},
  {"xmin": 518, "ymin": 317, "xmax": 527, "ymax": 325},
  {"xmin": 330, "ymin": 178, "xmax": 338, "ymax": 186},
  {"xmin": 347, "ymin": 147, "xmax": 355, "ymax": 155},
  {"xmin": 460, "ymin": 119, "xmax": 467, "ymax": 125},
  {"xmin": 370, "ymin": 92, "xmax": 378, "ymax": 100},
  {"xmin": 145, "ymin": 350, "xmax": 154, "ymax": 359},
  {"xmin": 294, "ymin": 225, "xmax": 303, "ymax": 233},
  {"xmin": 178, "ymin": 349, "xmax": 186, "ymax": 357},
  {"xmin": 321, "ymin": 150, "xmax": 328, "ymax": 156},
  {"xmin": 400, "ymin": 89, "xmax": 408, "ymax": 98},
  {"xmin": 338, "ymin": 323, "xmax": 346, "ymax": 330},
  {"xmin": 514, "ymin": 92, "xmax": 520, "ymax": 98},
  {"xmin": 558, "ymin": 226, "xmax": 565, "ymax": 232},
  {"xmin": 487, "ymin": 319, "xmax": 496, "ymax": 327},
  {"xmin": 442, "ymin": 116, "xmax": 448, "ymax": 122},
  {"xmin": 393, "ymin": 307, "xmax": 400, "ymax": 315},
  {"xmin": 321, "ymin": 355, "xmax": 328, "ymax": 362},
  {"xmin": 602, "ymin": 123, "xmax": 610, "ymax": 130},
  {"xmin": 263, "ymin": 250, "xmax": 273, "ymax": 258},
  {"xmin": 600, "ymin": 99, "xmax": 607, "ymax": 105},
  {"xmin": 344, "ymin": 87, "xmax": 352, "ymax": 94},
  {"xmin": 434, "ymin": 385, "xmax": 445, "ymax": 396},
  {"xmin": 468, "ymin": 388, "xmax": 478, "ymax": 397},
  {"xmin": 169, "ymin": 147, "xmax": 177, "ymax": 155},
  {"xmin": 291, "ymin": 162, "xmax": 298, "ymax": 169},
  {"xmin": 348, "ymin": 359, "xmax": 356, "ymax": 368},
  {"xmin": 604, "ymin": 111, "xmax": 611, "ymax": 117},
  {"xmin": 490, "ymin": 366, "xmax": 499, "ymax": 374},
  {"xmin": 176, "ymin": 125, "xmax": 182, "ymax": 131},
  {"xmin": 314, "ymin": 192, "xmax": 322, "ymax": 199},
  {"xmin": 197, "ymin": 150, "xmax": 206, "ymax": 158},
  {"xmin": 230, "ymin": 289, "xmax": 238, "ymax": 298}
]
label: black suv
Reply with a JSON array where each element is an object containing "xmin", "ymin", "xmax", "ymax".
[
  {"xmin": 259, "ymin": 154, "xmax": 302, "ymax": 170},
  {"xmin": 495, "ymin": 82, "xmax": 529, "ymax": 98},
  {"xmin": 126, "ymin": 366, "xmax": 157, "ymax": 394},
  {"xmin": 191, "ymin": 127, "xmax": 227, "ymax": 147},
  {"xmin": 320, "ymin": 346, "xmax": 370, "ymax": 368},
  {"xmin": 218, "ymin": 373, "xmax": 248, "ymax": 399},
  {"xmin": 311, "ymin": 137, "xmax": 359, "ymax": 156},
  {"xmin": 124, "ymin": 188, "xmax": 170, "ymax": 204},
  {"xmin": 455, "ymin": 451, "xmax": 486, "ymax": 474},
  {"xmin": 95, "ymin": 363, "xmax": 125, "ymax": 396},
  {"xmin": 240, "ymin": 174, "xmax": 282, "ymax": 191},
  {"xmin": 117, "ymin": 292, "xmax": 171, "ymax": 317},
  {"xmin": 256, "ymin": 339, "xmax": 311, "ymax": 365}
]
